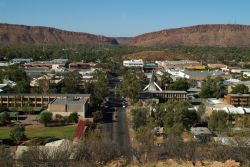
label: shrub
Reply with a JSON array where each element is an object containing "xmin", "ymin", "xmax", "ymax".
[
  {"xmin": 68, "ymin": 112, "xmax": 79, "ymax": 123},
  {"xmin": 10, "ymin": 124, "xmax": 26, "ymax": 144},
  {"xmin": 39, "ymin": 112, "xmax": 52, "ymax": 127}
]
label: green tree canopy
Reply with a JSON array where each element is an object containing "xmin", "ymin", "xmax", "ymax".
[
  {"xmin": 0, "ymin": 112, "xmax": 10, "ymax": 126},
  {"xmin": 68, "ymin": 112, "xmax": 79, "ymax": 123},
  {"xmin": 15, "ymin": 80, "xmax": 30, "ymax": 93},
  {"xmin": 10, "ymin": 124, "xmax": 26, "ymax": 144},
  {"xmin": 118, "ymin": 69, "xmax": 147, "ymax": 101},
  {"xmin": 154, "ymin": 101, "xmax": 199, "ymax": 135},
  {"xmin": 62, "ymin": 71, "xmax": 81, "ymax": 93},
  {"xmin": 132, "ymin": 108, "xmax": 148, "ymax": 130},
  {"xmin": 231, "ymin": 84, "xmax": 249, "ymax": 94},
  {"xmin": 39, "ymin": 112, "xmax": 53, "ymax": 127},
  {"xmin": 90, "ymin": 71, "xmax": 109, "ymax": 108},
  {"xmin": 208, "ymin": 111, "xmax": 228, "ymax": 131},
  {"xmin": 156, "ymin": 73, "xmax": 172, "ymax": 90},
  {"xmin": 200, "ymin": 77, "xmax": 225, "ymax": 98},
  {"xmin": 167, "ymin": 79, "xmax": 189, "ymax": 91}
]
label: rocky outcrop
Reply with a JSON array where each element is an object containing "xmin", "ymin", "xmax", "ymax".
[
  {"xmin": 0, "ymin": 23, "xmax": 118, "ymax": 45},
  {"xmin": 130, "ymin": 24, "xmax": 250, "ymax": 47}
]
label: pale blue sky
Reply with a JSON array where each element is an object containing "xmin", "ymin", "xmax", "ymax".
[{"xmin": 0, "ymin": 0, "xmax": 249, "ymax": 37}]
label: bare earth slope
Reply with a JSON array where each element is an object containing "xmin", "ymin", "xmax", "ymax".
[
  {"xmin": 0, "ymin": 23, "xmax": 118, "ymax": 45},
  {"xmin": 130, "ymin": 24, "xmax": 250, "ymax": 47}
]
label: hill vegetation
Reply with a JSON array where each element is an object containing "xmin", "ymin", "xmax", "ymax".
[
  {"xmin": 130, "ymin": 24, "xmax": 250, "ymax": 47},
  {"xmin": 0, "ymin": 23, "xmax": 117, "ymax": 45}
]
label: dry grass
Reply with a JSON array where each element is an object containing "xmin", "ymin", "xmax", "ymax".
[{"xmin": 123, "ymin": 50, "xmax": 190, "ymax": 61}]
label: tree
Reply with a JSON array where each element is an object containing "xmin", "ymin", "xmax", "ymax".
[
  {"xmin": 91, "ymin": 71, "xmax": 109, "ymax": 108},
  {"xmin": 0, "ymin": 112, "xmax": 10, "ymax": 126},
  {"xmin": 74, "ymin": 131, "xmax": 121, "ymax": 166},
  {"xmin": 208, "ymin": 111, "xmax": 228, "ymax": 131},
  {"xmin": 156, "ymin": 73, "xmax": 172, "ymax": 90},
  {"xmin": 200, "ymin": 77, "xmax": 225, "ymax": 98},
  {"xmin": 132, "ymin": 108, "xmax": 147, "ymax": 130},
  {"xmin": 167, "ymin": 79, "xmax": 189, "ymax": 91},
  {"xmin": 231, "ymin": 84, "xmax": 249, "ymax": 94},
  {"xmin": 38, "ymin": 78, "xmax": 50, "ymax": 93},
  {"xmin": 134, "ymin": 126, "xmax": 155, "ymax": 164},
  {"xmin": 10, "ymin": 124, "xmax": 26, "ymax": 144},
  {"xmin": 155, "ymin": 101, "xmax": 199, "ymax": 135},
  {"xmin": 39, "ymin": 112, "xmax": 52, "ymax": 127},
  {"xmin": 62, "ymin": 71, "xmax": 81, "ymax": 93},
  {"xmin": 118, "ymin": 69, "xmax": 147, "ymax": 101},
  {"xmin": 68, "ymin": 112, "xmax": 79, "ymax": 123},
  {"xmin": 15, "ymin": 80, "xmax": 29, "ymax": 93},
  {"xmin": 92, "ymin": 111, "xmax": 103, "ymax": 122}
]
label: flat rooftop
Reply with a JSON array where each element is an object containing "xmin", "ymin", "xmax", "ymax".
[
  {"xmin": 0, "ymin": 93, "xmax": 90, "ymax": 98},
  {"xmin": 143, "ymin": 90, "xmax": 187, "ymax": 94},
  {"xmin": 228, "ymin": 94, "xmax": 250, "ymax": 97},
  {"xmin": 50, "ymin": 98, "xmax": 87, "ymax": 105}
]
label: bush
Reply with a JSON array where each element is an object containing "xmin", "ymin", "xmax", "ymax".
[
  {"xmin": 10, "ymin": 124, "xmax": 26, "ymax": 144},
  {"xmin": 0, "ymin": 112, "xmax": 10, "ymax": 126},
  {"xmin": 208, "ymin": 111, "xmax": 228, "ymax": 131},
  {"xmin": 68, "ymin": 112, "xmax": 79, "ymax": 123},
  {"xmin": 132, "ymin": 108, "xmax": 147, "ymax": 130},
  {"xmin": 39, "ymin": 112, "xmax": 52, "ymax": 127}
]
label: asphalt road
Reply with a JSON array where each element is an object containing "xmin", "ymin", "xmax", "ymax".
[{"xmin": 101, "ymin": 71, "xmax": 132, "ymax": 158}]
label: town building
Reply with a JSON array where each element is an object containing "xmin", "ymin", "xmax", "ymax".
[
  {"xmin": 167, "ymin": 69, "xmax": 227, "ymax": 80},
  {"xmin": 24, "ymin": 59, "xmax": 68, "ymax": 68},
  {"xmin": 69, "ymin": 63, "xmax": 91, "ymax": 70},
  {"xmin": 140, "ymin": 72, "xmax": 187, "ymax": 102},
  {"xmin": 123, "ymin": 59, "xmax": 144, "ymax": 68},
  {"xmin": 156, "ymin": 60, "xmax": 201, "ymax": 70},
  {"xmin": 143, "ymin": 63, "xmax": 160, "ymax": 73},
  {"xmin": 224, "ymin": 79, "xmax": 250, "ymax": 93},
  {"xmin": 48, "ymin": 98, "xmax": 88, "ymax": 117},
  {"xmin": 0, "ymin": 93, "xmax": 90, "ymax": 108},
  {"xmin": 224, "ymin": 94, "xmax": 250, "ymax": 107},
  {"xmin": 29, "ymin": 74, "xmax": 63, "ymax": 88},
  {"xmin": 10, "ymin": 58, "xmax": 33, "ymax": 64}
]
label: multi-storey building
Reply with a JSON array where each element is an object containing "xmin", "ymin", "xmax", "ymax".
[
  {"xmin": 0, "ymin": 93, "xmax": 90, "ymax": 108},
  {"xmin": 224, "ymin": 94, "xmax": 250, "ymax": 107}
]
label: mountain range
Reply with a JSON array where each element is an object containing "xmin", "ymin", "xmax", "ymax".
[
  {"xmin": 130, "ymin": 24, "xmax": 250, "ymax": 47},
  {"xmin": 1, "ymin": 23, "xmax": 250, "ymax": 47},
  {"xmin": 0, "ymin": 23, "xmax": 117, "ymax": 45}
]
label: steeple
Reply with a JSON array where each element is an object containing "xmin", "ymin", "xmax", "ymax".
[{"xmin": 143, "ymin": 71, "xmax": 162, "ymax": 92}]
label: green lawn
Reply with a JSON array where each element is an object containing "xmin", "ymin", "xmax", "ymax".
[{"xmin": 0, "ymin": 125, "xmax": 76, "ymax": 140}]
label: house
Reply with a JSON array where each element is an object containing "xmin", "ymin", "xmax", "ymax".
[{"xmin": 48, "ymin": 98, "xmax": 89, "ymax": 117}]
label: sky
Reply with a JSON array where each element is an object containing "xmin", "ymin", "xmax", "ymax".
[{"xmin": 0, "ymin": 0, "xmax": 249, "ymax": 37}]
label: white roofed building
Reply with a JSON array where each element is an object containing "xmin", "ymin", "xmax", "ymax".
[{"xmin": 123, "ymin": 59, "xmax": 144, "ymax": 68}]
